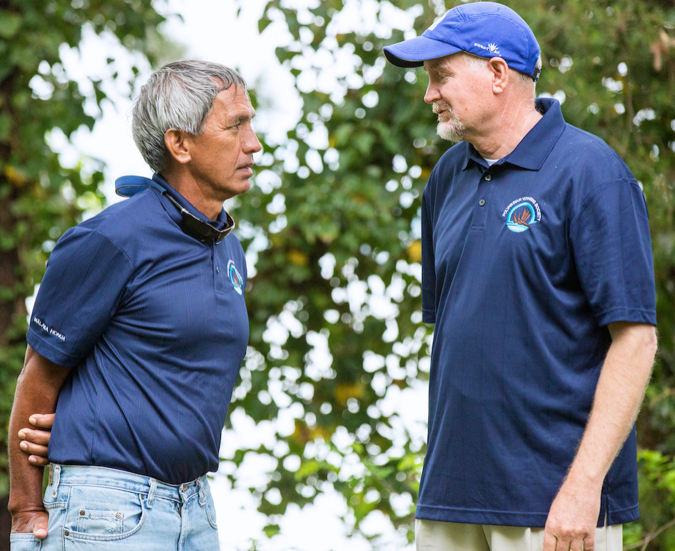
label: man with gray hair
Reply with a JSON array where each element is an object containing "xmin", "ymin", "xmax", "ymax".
[
  {"xmin": 8, "ymin": 59, "xmax": 260, "ymax": 550},
  {"xmin": 384, "ymin": 3, "xmax": 657, "ymax": 551}
]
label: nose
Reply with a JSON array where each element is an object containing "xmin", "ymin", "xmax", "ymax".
[
  {"xmin": 424, "ymin": 86, "xmax": 440, "ymax": 104},
  {"xmin": 424, "ymin": 80, "xmax": 441, "ymax": 104},
  {"xmin": 244, "ymin": 126, "xmax": 262, "ymax": 154}
]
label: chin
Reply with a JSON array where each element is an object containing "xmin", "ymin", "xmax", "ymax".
[
  {"xmin": 238, "ymin": 179, "xmax": 252, "ymax": 195},
  {"xmin": 223, "ymin": 180, "xmax": 251, "ymax": 200},
  {"xmin": 437, "ymin": 121, "xmax": 466, "ymax": 143}
]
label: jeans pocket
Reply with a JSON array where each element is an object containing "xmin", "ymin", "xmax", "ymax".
[
  {"xmin": 202, "ymin": 484, "xmax": 218, "ymax": 530},
  {"xmin": 64, "ymin": 486, "xmax": 146, "ymax": 542},
  {"xmin": 9, "ymin": 533, "xmax": 41, "ymax": 551}
]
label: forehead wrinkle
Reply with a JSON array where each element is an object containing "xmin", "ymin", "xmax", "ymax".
[
  {"xmin": 426, "ymin": 52, "xmax": 473, "ymax": 74},
  {"xmin": 424, "ymin": 56, "xmax": 453, "ymax": 72}
]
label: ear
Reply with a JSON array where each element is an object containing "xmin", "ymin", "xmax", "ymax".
[
  {"xmin": 488, "ymin": 57, "xmax": 510, "ymax": 95},
  {"xmin": 164, "ymin": 129, "xmax": 192, "ymax": 165}
]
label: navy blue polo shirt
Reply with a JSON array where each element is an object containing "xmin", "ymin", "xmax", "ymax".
[
  {"xmin": 27, "ymin": 174, "xmax": 249, "ymax": 484},
  {"xmin": 419, "ymin": 98, "xmax": 656, "ymax": 527}
]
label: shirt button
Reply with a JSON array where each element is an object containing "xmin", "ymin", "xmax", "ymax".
[
  {"xmin": 484, "ymin": 174, "xmax": 492, "ymax": 181},
  {"xmin": 479, "ymin": 199, "xmax": 486, "ymax": 207},
  {"xmin": 216, "ymin": 267, "xmax": 220, "ymax": 274}
]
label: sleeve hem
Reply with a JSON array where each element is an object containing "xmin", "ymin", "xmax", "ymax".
[
  {"xmin": 27, "ymin": 329, "xmax": 82, "ymax": 368},
  {"xmin": 595, "ymin": 307, "xmax": 657, "ymax": 328},
  {"xmin": 423, "ymin": 309, "xmax": 436, "ymax": 324}
]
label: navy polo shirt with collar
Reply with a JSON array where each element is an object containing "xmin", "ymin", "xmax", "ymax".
[
  {"xmin": 27, "ymin": 173, "xmax": 249, "ymax": 485},
  {"xmin": 419, "ymin": 98, "xmax": 656, "ymax": 527}
]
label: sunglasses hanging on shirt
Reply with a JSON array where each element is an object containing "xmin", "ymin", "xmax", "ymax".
[
  {"xmin": 163, "ymin": 193, "xmax": 235, "ymax": 244},
  {"xmin": 115, "ymin": 175, "xmax": 235, "ymax": 244}
]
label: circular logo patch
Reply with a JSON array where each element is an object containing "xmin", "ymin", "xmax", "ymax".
[
  {"xmin": 228, "ymin": 260, "xmax": 243, "ymax": 295},
  {"xmin": 502, "ymin": 197, "xmax": 541, "ymax": 233}
]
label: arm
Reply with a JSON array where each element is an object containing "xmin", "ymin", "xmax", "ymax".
[
  {"xmin": 543, "ymin": 322, "xmax": 657, "ymax": 551},
  {"xmin": 8, "ymin": 345, "xmax": 71, "ymax": 538}
]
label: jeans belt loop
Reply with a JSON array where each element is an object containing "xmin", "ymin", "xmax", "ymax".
[
  {"xmin": 147, "ymin": 478, "xmax": 157, "ymax": 509},
  {"xmin": 51, "ymin": 464, "xmax": 61, "ymax": 498}
]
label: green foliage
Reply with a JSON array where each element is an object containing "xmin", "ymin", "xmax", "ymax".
[
  {"xmin": 0, "ymin": 0, "xmax": 166, "ymax": 495},
  {"xmin": 624, "ymin": 450, "xmax": 675, "ymax": 549},
  {"xmin": 224, "ymin": 0, "xmax": 675, "ymax": 547},
  {"xmin": 3, "ymin": 0, "xmax": 675, "ymax": 548}
]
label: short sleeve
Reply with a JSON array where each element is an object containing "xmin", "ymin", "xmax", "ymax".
[
  {"xmin": 27, "ymin": 227, "xmax": 135, "ymax": 367},
  {"xmin": 422, "ymin": 190, "xmax": 436, "ymax": 324},
  {"xmin": 570, "ymin": 179, "xmax": 656, "ymax": 327}
]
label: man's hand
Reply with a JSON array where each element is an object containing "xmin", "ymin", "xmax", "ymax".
[
  {"xmin": 18, "ymin": 413, "xmax": 54, "ymax": 467},
  {"xmin": 10, "ymin": 510, "xmax": 48, "ymax": 539},
  {"xmin": 543, "ymin": 474, "xmax": 602, "ymax": 551}
]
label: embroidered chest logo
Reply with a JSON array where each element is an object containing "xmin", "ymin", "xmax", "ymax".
[
  {"xmin": 228, "ymin": 260, "xmax": 243, "ymax": 295},
  {"xmin": 502, "ymin": 197, "xmax": 542, "ymax": 233}
]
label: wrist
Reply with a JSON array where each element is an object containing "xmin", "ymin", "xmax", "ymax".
[
  {"xmin": 565, "ymin": 464, "xmax": 605, "ymax": 491},
  {"xmin": 8, "ymin": 502, "xmax": 46, "ymax": 517}
]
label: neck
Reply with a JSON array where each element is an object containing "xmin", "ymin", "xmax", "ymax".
[
  {"xmin": 160, "ymin": 167, "xmax": 222, "ymax": 221},
  {"xmin": 468, "ymin": 96, "xmax": 542, "ymax": 160}
]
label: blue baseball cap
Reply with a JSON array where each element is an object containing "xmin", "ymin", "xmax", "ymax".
[{"xmin": 384, "ymin": 2, "xmax": 541, "ymax": 81}]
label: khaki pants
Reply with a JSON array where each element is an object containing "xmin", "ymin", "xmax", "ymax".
[{"xmin": 415, "ymin": 519, "xmax": 623, "ymax": 551}]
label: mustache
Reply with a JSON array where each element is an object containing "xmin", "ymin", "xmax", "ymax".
[{"xmin": 433, "ymin": 101, "xmax": 452, "ymax": 114}]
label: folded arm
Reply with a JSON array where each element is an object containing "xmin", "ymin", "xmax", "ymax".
[{"xmin": 8, "ymin": 346, "xmax": 71, "ymax": 538}]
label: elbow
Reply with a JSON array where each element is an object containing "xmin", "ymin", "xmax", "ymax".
[
  {"xmin": 15, "ymin": 364, "xmax": 31, "ymax": 390},
  {"xmin": 646, "ymin": 326, "xmax": 658, "ymax": 360}
]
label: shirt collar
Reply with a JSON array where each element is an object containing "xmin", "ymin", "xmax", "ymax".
[
  {"xmin": 152, "ymin": 173, "xmax": 230, "ymax": 231},
  {"xmin": 462, "ymin": 98, "xmax": 566, "ymax": 171}
]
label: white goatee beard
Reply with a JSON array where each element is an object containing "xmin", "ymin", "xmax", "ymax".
[{"xmin": 434, "ymin": 102, "xmax": 466, "ymax": 142}]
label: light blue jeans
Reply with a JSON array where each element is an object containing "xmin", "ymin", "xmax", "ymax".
[{"xmin": 10, "ymin": 464, "xmax": 220, "ymax": 551}]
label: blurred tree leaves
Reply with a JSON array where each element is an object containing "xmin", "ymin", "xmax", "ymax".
[
  {"xmin": 0, "ymin": 0, "xmax": 166, "ymax": 505},
  {"xmin": 228, "ymin": 0, "xmax": 675, "ymax": 548}
]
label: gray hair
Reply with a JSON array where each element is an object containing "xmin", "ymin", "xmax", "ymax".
[
  {"xmin": 132, "ymin": 60, "xmax": 247, "ymax": 173},
  {"xmin": 462, "ymin": 52, "xmax": 542, "ymax": 92}
]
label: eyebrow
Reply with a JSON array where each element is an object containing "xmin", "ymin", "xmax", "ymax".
[
  {"xmin": 229, "ymin": 111, "xmax": 256, "ymax": 125},
  {"xmin": 426, "ymin": 66, "xmax": 452, "ymax": 79},
  {"xmin": 424, "ymin": 61, "xmax": 448, "ymax": 73}
]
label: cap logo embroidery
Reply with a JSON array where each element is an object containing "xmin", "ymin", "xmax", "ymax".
[
  {"xmin": 228, "ymin": 259, "xmax": 243, "ymax": 295},
  {"xmin": 474, "ymin": 42, "xmax": 501, "ymax": 55},
  {"xmin": 502, "ymin": 197, "xmax": 541, "ymax": 233}
]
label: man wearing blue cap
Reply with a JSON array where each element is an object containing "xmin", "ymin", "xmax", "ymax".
[
  {"xmin": 8, "ymin": 60, "xmax": 260, "ymax": 550},
  {"xmin": 384, "ymin": 3, "xmax": 657, "ymax": 551}
]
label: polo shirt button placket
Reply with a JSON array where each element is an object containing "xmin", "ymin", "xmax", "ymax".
[{"xmin": 471, "ymin": 169, "xmax": 493, "ymax": 227}]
